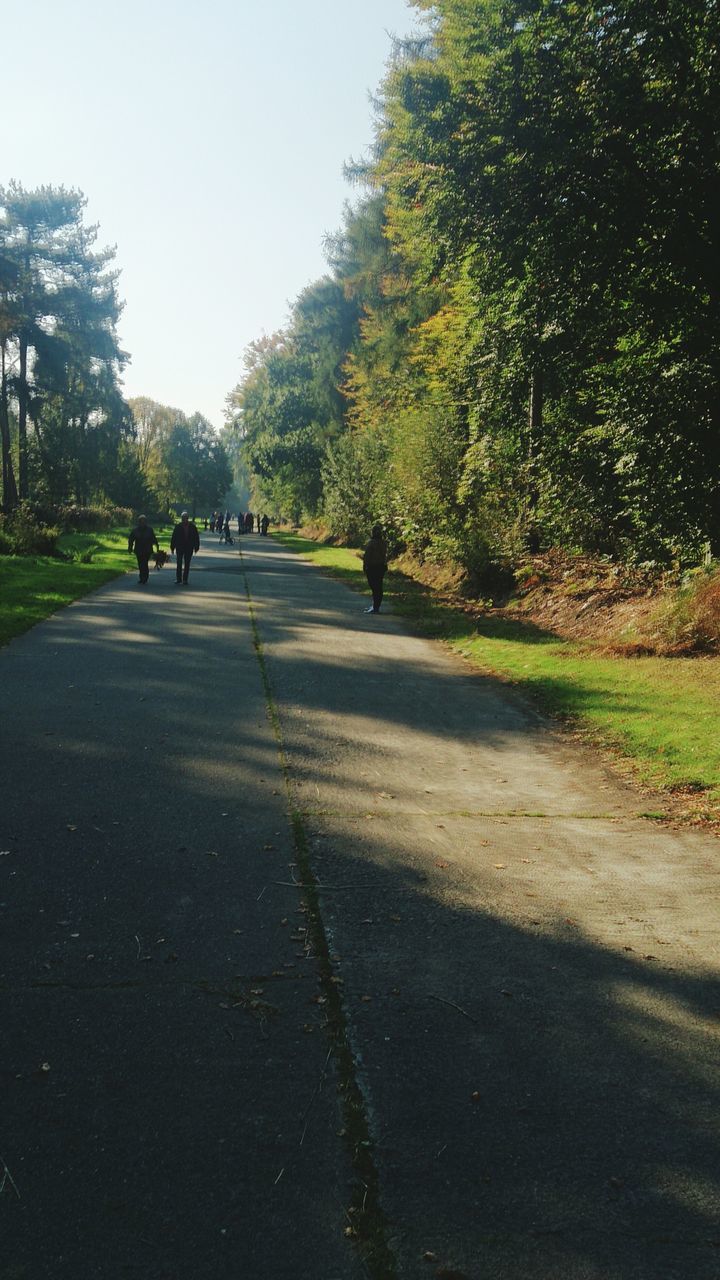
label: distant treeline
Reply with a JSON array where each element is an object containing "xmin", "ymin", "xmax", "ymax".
[
  {"xmin": 228, "ymin": 0, "xmax": 720, "ymax": 578},
  {"xmin": 0, "ymin": 184, "xmax": 231, "ymax": 523}
]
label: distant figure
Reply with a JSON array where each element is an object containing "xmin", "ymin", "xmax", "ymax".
[
  {"xmin": 170, "ymin": 511, "xmax": 200, "ymax": 585},
  {"xmin": 245, "ymin": 511, "xmax": 253, "ymax": 534},
  {"xmin": 256, "ymin": 512, "xmax": 261, "ymax": 533},
  {"xmin": 237, "ymin": 513, "xmax": 243, "ymax": 535},
  {"xmin": 222, "ymin": 515, "xmax": 233, "ymax": 544},
  {"xmin": 128, "ymin": 515, "xmax": 160, "ymax": 585},
  {"xmin": 209, "ymin": 513, "xmax": 217, "ymax": 533},
  {"xmin": 260, "ymin": 513, "xmax": 270, "ymax": 536},
  {"xmin": 362, "ymin": 524, "xmax": 388, "ymax": 615}
]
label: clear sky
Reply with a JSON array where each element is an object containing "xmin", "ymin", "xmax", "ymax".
[{"xmin": 4, "ymin": 0, "xmax": 417, "ymax": 429}]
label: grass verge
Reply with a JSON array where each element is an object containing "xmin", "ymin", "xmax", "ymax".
[
  {"xmin": 271, "ymin": 530, "xmax": 720, "ymax": 820},
  {"xmin": 0, "ymin": 527, "xmax": 172, "ymax": 648}
]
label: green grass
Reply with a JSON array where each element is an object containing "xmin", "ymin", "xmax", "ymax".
[
  {"xmin": 272, "ymin": 530, "xmax": 720, "ymax": 811},
  {"xmin": 0, "ymin": 527, "xmax": 141, "ymax": 647}
]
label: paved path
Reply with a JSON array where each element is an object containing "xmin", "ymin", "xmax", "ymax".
[{"xmin": 2, "ymin": 535, "xmax": 719, "ymax": 1279}]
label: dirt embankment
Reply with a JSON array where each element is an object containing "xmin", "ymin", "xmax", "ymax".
[
  {"xmin": 399, "ymin": 547, "xmax": 720, "ymax": 656},
  {"xmin": 494, "ymin": 552, "xmax": 662, "ymax": 650}
]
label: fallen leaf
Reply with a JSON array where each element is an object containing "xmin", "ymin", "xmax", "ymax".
[
  {"xmin": 494, "ymin": 864, "xmax": 506, "ymax": 869},
  {"xmin": 422, "ymin": 1251, "xmax": 438, "ymax": 1262},
  {"xmin": 360, "ymin": 995, "xmax": 373, "ymax": 1002},
  {"xmin": 66, "ymin": 824, "xmax": 77, "ymax": 832}
]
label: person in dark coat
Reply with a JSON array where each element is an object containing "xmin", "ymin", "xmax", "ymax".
[
  {"xmin": 362, "ymin": 524, "xmax": 388, "ymax": 614},
  {"xmin": 260, "ymin": 513, "xmax": 270, "ymax": 536},
  {"xmin": 170, "ymin": 511, "xmax": 200, "ymax": 584},
  {"xmin": 245, "ymin": 511, "xmax": 253, "ymax": 534},
  {"xmin": 128, "ymin": 515, "xmax": 159, "ymax": 584}
]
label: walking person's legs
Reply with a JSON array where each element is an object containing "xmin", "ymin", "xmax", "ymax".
[
  {"xmin": 365, "ymin": 567, "xmax": 384, "ymax": 613},
  {"xmin": 137, "ymin": 554, "xmax": 150, "ymax": 583},
  {"xmin": 182, "ymin": 550, "xmax": 192, "ymax": 582}
]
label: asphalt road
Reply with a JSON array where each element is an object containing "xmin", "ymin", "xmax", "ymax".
[{"xmin": 2, "ymin": 535, "xmax": 719, "ymax": 1279}]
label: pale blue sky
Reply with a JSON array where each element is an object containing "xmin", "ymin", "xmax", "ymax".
[{"xmin": 4, "ymin": 0, "xmax": 418, "ymax": 427}]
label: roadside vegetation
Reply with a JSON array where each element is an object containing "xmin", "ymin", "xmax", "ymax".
[
  {"xmin": 0, "ymin": 518, "xmax": 177, "ymax": 648},
  {"xmin": 272, "ymin": 531, "xmax": 720, "ymax": 823},
  {"xmin": 0, "ymin": 528, "xmax": 130, "ymax": 647}
]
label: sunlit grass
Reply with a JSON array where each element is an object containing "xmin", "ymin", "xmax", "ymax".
[
  {"xmin": 273, "ymin": 530, "xmax": 720, "ymax": 811},
  {"xmin": 0, "ymin": 527, "xmax": 141, "ymax": 647}
]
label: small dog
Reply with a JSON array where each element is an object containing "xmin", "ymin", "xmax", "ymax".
[{"xmin": 154, "ymin": 549, "xmax": 169, "ymax": 570}]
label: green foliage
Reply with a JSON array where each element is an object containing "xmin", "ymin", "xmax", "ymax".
[
  {"xmin": 0, "ymin": 527, "xmax": 130, "ymax": 646},
  {"xmin": 0, "ymin": 182, "xmax": 130, "ymax": 510},
  {"xmin": 229, "ymin": 0, "xmax": 720, "ymax": 576},
  {"xmin": 0, "ymin": 501, "xmax": 60, "ymax": 556},
  {"xmin": 646, "ymin": 567, "xmax": 720, "ymax": 654}
]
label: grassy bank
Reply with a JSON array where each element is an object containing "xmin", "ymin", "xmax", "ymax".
[
  {"xmin": 0, "ymin": 528, "xmax": 137, "ymax": 647},
  {"xmin": 271, "ymin": 531, "xmax": 720, "ymax": 819}
]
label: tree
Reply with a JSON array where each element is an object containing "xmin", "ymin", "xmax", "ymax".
[
  {"xmin": 155, "ymin": 413, "xmax": 232, "ymax": 516},
  {"xmin": 0, "ymin": 182, "xmax": 130, "ymax": 508}
]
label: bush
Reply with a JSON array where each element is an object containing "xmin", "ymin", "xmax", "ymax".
[
  {"xmin": 648, "ymin": 566, "xmax": 720, "ymax": 653},
  {"xmin": 0, "ymin": 502, "xmax": 61, "ymax": 556},
  {"xmin": 56, "ymin": 504, "xmax": 133, "ymax": 532}
]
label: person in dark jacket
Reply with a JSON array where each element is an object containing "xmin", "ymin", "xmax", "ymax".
[
  {"xmin": 260, "ymin": 513, "xmax": 270, "ymax": 536},
  {"xmin": 170, "ymin": 512, "xmax": 200, "ymax": 584},
  {"xmin": 362, "ymin": 524, "xmax": 388, "ymax": 614},
  {"xmin": 245, "ymin": 511, "xmax": 253, "ymax": 534},
  {"xmin": 128, "ymin": 515, "xmax": 159, "ymax": 584}
]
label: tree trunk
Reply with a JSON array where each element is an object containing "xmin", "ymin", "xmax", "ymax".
[
  {"xmin": 18, "ymin": 334, "xmax": 28, "ymax": 499},
  {"xmin": 0, "ymin": 341, "xmax": 19, "ymax": 511},
  {"xmin": 526, "ymin": 366, "xmax": 543, "ymax": 551}
]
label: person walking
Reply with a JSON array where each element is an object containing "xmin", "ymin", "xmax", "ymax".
[
  {"xmin": 245, "ymin": 511, "xmax": 253, "ymax": 535},
  {"xmin": 256, "ymin": 512, "xmax": 261, "ymax": 533},
  {"xmin": 362, "ymin": 524, "xmax": 388, "ymax": 614},
  {"xmin": 128, "ymin": 515, "xmax": 159, "ymax": 584},
  {"xmin": 170, "ymin": 511, "xmax": 200, "ymax": 585},
  {"xmin": 260, "ymin": 513, "xmax": 270, "ymax": 536}
]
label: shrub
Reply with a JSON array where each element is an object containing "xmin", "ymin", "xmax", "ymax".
[
  {"xmin": 55, "ymin": 504, "xmax": 133, "ymax": 532},
  {"xmin": 648, "ymin": 566, "xmax": 720, "ymax": 653},
  {"xmin": 0, "ymin": 502, "xmax": 61, "ymax": 556}
]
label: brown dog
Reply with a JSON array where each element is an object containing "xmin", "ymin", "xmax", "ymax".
[{"xmin": 154, "ymin": 549, "xmax": 168, "ymax": 570}]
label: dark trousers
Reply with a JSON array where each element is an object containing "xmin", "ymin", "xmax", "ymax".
[
  {"xmin": 136, "ymin": 553, "xmax": 150, "ymax": 583},
  {"xmin": 365, "ymin": 566, "xmax": 385, "ymax": 611},
  {"xmin": 176, "ymin": 550, "xmax": 193, "ymax": 581}
]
